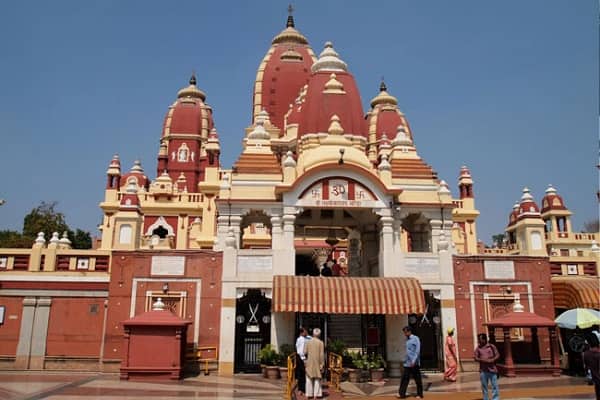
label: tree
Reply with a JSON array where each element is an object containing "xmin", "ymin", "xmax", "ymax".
[
  {"xmin": 582, "ymin": 218, "xmax": 599, "ymax": 233},
  {"xmin": 22, "ymin": 201, "xmax": 69, "ymax": 241},
  {"xmin": 0, "ymin": 201, "xmax": 93, "ymax": 249},
  {"xmin": 491, "ymin": 233, "xmax": 506, "ymax": 248},
  {"xmin": 69, "ymin": 229, "xmax": 92, "ymax": 249},
  {"xmin": 0, "ymin": 230, "xmax": 31, "ymax": 248}
]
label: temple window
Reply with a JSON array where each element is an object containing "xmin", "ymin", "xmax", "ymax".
[
  {"xmin": 544, "ymin": 219, "xmax": 552, "ymax": 233},
  {"xmin": 556, "ymin": 217, "xmax": 567, "ymax": 232},
  {"xmin": 530, "ymin": 231, "xmax": 542, "ymax": 250},
  {"xmin": 119, "ymin": 224, "xmax": 132, "ymax": 244},
  {"xmin": 177, "ymin": 143, "xmax": 190, "ymax": 162},
  {"xmin": 152, "ymin": 225, "xmax": 169, "ymax": 239},
  {"xmin": 402, "ymin": 213, "xmax": 431, "ymax": 252}
]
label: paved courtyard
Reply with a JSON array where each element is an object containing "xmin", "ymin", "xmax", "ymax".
[{"xmin": 0, "ymin": 371, "xmax": 595, "ymax": 400}]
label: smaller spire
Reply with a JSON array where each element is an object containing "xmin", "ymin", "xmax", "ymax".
[
  {"xmin": 378, "ymin": 154, "xmax": 391, "ymax": 171},
  {"xmin": 520, "ymin": 187, "xmax": 533, "ymax": 202},
  {"xmin": 189, "ymin": 71, "xmax": 197, "ymax": 86},
  {"xmin": 286, "ymin": 4, "xmax": 295, "ymax": 27},
  {"xmin": 545, "ymin": 184, "xmax": 557, "ymax": 194},
  {"xmin": 311, "ymin": 42, "xmax": 348, "ymax": 73},
  {"xmin": 392, "ymin": 125, "xmax": 412, "ymax": 147},
  {"xmin": 130, "ymin": 160, "xmax": 144, "ymax": 173},
  {"xmin": 327, "ymin": 114, "xmax": 344, "ymax": 135}
]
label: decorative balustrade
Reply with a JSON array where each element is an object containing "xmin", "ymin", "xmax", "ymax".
[{"xmin": 0, "ymin": 249, "xmax": 111, "ymax": 273}]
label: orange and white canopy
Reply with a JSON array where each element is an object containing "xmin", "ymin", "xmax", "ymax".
[{"xmin": 272, "ymin": 275, "xmax": 425, "ymax": 315}]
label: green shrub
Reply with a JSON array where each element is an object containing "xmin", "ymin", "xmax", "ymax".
[
  {"xmin": 258, "ymin": 344, "xmax": 280, "ymax": 366},
  {"xmin": 327, "ymin": 338, "xmax": 347, "ymax": 356},
  {"xmin": 348, "ymin": 351, "xmax": 369, "ymax": 370},
  {"xmin": 367, "ymin": 354, "xmax": 386, "ymax": 370}
]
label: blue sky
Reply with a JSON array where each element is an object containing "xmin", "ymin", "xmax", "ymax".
[{"xmin": 0, "ymin": 0, "xmax": 597, "ymax": 245}]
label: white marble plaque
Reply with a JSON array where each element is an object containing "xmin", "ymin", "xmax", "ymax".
[
  {"xmin": 405, "ymin": 257, "xmax": 439, "ymax": 274},
  {"xmin": 484, "ymin": 260, "xmax": 515, "ymax": 280},
  {"xmin": 238, "ymin": 256, "xmax": 272, "ymax": 273},
  {"xmin": 151, "ymin": 256, "xmax": 185, "ymax": 276}
]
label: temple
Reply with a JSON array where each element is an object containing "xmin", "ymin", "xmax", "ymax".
[{"xmin": 0, "ymin": 10, "xmax": 597, "ymax": 377}]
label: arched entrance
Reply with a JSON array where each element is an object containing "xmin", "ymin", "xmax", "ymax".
[{"xmin": 234, "ymin": 289, "xmax": 271, "ymax": 373}]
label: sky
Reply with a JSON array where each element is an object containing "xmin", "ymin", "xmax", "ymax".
[{"xmin": 0, "ymin": 0, "xmax": 598, "ymax": 246}]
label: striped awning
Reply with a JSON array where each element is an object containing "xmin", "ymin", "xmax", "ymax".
[
  {"xmin": 551, "ymin": 276, "xmax": 600, "ymax": 310},
  {"xmin": 272, "ymin": 275, "xmax": 425, "ymax": 314}
]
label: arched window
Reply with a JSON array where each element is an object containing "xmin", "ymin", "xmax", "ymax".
[
  {"xmin": 177, "ymin": 143, "xmax": 189, "ymax": 162},
  {"xmin": 152, "ymin": 225, "xmax": 169, "ymax": 239},
  {"xmin": 530, "ymin": 231, "xmax": 543, "ymax": 250}
]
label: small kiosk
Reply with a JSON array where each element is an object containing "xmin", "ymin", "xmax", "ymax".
[
  {"xmin": 484, "ymin": 301, "xmax": 560, "ymax": 377},
  {"xmin": 120, "ymin": 298, "xmax": 191, "ymax": 381}
]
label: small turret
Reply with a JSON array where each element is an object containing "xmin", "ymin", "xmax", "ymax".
[
  {"xmin": 106, "ymin": 154, "xmax": 121, "ymax": 189},
  {"xmin": 458, "ymin": 165, "xmax": 474, "ymax": 199},
  {"xmin": 509, "ymin": 187, "xmax": 547, "ymax": 256}
]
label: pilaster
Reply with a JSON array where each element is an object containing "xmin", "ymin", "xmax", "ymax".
[
  {"xmin": 378, "ymin": 214, "xmax": 394, "ymax": 277},
  {"xmin": 29, "ymin": 298, "xmax": 52, "ymax": 369},
  {"xmin": 15, "ymin": 298, "xmax": 37, "ymax": 369}
]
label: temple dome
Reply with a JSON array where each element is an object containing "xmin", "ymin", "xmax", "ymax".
[
  {"xmin": 366, "ymin": 81, "xmax": 413, "ymax": 142},
  {"xmin": 252, "ymin": 13, "xmax": 316, "ymax": 132},
  {"xmin": 296, "ymin": 42, "xmax": 366, "ymax": 139},
  {"xmin": 161, "ymin": 74, "xmax": 214, "ymax": 139},
  {"xmin": 541, "ymin": 184, "xmax": 568, "ymax": 213}
]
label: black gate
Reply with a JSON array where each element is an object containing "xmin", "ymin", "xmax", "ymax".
[
  {"xmin": 234, "ymin": 289, "xmax": 272, "ymax": 373},
  {"xmin": 409, "ymin": 291, "xmax": 443, "ymax": 371}
]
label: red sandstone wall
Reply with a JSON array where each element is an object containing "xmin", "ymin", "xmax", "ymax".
[
  {"xmin": 453, "ymin": 256, "xmax": 555, "ymax": 361},
  {"xmin": 0, "ymin": 296, "xmax": 23, "ymax": 356},
  {"xmin": 46, "ymin": 298, "xmax": 106, "ymax": 357},
  {"xmin": 103, "ymin": 251, "xmax": 222, "ymax": 361}
]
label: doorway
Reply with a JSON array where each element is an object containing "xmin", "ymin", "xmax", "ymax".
[{"xmin": 234, "ymin": 289, "xmax": 271, "ymax": 373}]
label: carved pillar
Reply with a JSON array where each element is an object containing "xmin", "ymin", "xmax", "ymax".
[
  {"xmin": 270, "ymin": 215, "xmax": 283, "ymax": 250},
  {"xmin": 215, "ymin": 215, "xmax": 230, "ymax": 250},
  {"xmin": 503, "ymin": 328, "xmax": 515, "ymax": 377},
  {"xmin": 229, "ymin": 215, "xmax": 242, "ymax": 249},
  {"xmin": 274, "ymin": 212, "xmax": 295, "ymax": 275},
  {"xmin": 430, "ymin": 219, "xmax": 442, "ymax": 252},
  {"xmin": 378, "ymin": 215, "xmax": 394, "ymax": 277},
  {"xmin": 347, "ymin": 229, "xmax": 361, "ymax": 277}
]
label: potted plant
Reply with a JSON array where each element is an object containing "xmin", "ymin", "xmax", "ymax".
[
  {"xmin": 327, "ymin": 338, "xmax": 347, "ymax": 357},
  {"xmin": 347, "ymin": 351, "xmax": 368, "ymax": 383},
  {"xmin": 278, "ymin": 343, "xmax": 295, "ymax": 381},
  {"xmin": 258, "ymin": 345, "xmax": 281, "ymax": 379},
  {"xmin": 367, "ymin": 354, "xmax": 386, "ymax": 382}
]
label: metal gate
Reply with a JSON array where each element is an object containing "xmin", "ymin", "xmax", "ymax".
[{"xmin": 234, "ymin": 289, "xmax": 271, "ymax": 373}]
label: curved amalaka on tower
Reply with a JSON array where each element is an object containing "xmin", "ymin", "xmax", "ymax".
[{"xmin": 252, "ymin": 8, "xmax": 316, "ymax": 133}]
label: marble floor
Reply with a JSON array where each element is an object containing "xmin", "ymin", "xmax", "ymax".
[{"xmin": 0, "ymin": 371, "xmax": 595, "ymax": 400}]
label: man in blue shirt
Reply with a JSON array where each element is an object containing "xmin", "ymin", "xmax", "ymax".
[{"xmin": 397, "ymin": 326, "xmax": 423, "ymax": 399}]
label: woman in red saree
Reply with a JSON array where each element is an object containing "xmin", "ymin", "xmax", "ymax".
[{"xmin": 444, "ymin": 328, "xmax": 458, "ymax": 382}]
